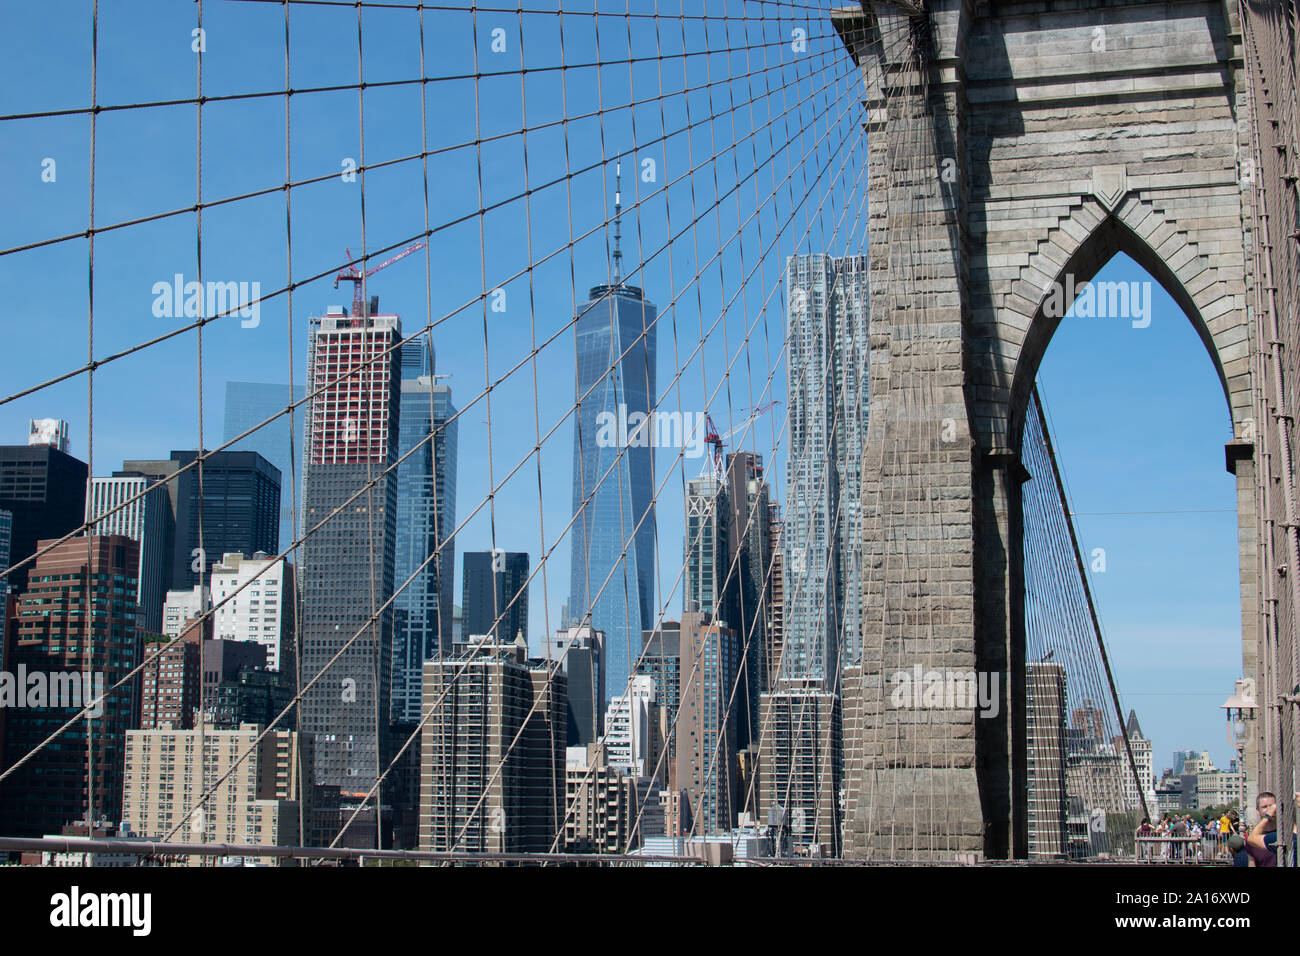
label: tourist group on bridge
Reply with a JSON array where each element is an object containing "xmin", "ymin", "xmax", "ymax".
[{"xmin": 1135, "ymin": 792, "xmax": 1299, "ymax": 865}]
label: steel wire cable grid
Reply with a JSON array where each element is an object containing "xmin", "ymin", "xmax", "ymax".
[
  {"xmin": 0, "ymin": 0, "xmax": 881, "ymax": 863},
  {"xmin": 0, "ymin": 0, "xmax": 1294, "ymax": 868}
]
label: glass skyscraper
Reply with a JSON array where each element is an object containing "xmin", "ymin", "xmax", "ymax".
[
  {"xmin": 431, "ymin": 381, "xmax": 458, "ymax": 653},
  {"xmin": 0, "ymin": 444, "xmax": 88, "ymax": 595},
  {"xmin": 85, "ymin": 476, "xmax": 171, "ymax": 633},
  {"xmin": 568, "ymin": 273, "xmax": 657, "ymax": 706},
  {"xmin": 462, "ymin": 550, "xmax": 528, "ymax": 643},
  {"xmin": 170, "ymin": 451, "xmax": 281, "ymax": 591},
  {"xmin": 684, "ymin": 474, "xmax": 726, "ymax": 619},
  {"xmin": 783, "ymin": 254, "xmax": 869, "ymax": 683},
  {"xmin": 0, "ymin": 508, "xmax": 10, "ymax": 642},
  {"xmin": 391, "ymin": 337, "xmax": 458, "ymax": 725},
  {"xmin": 223, "ymin": 381, "xmax": 306, "ymax": 551}
]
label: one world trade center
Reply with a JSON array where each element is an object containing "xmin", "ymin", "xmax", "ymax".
[{"xmin": 568, "ymin": 163, "xmax": 657, "ymax": 705}]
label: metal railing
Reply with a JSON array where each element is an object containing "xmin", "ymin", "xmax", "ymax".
[
  {"xmin": 1134, "ymin": 831, "xmax": 1237, "ymax": 863},
  {"xmin": 0, "ymin": 836, "xmax": 707, "ymax": 867}
]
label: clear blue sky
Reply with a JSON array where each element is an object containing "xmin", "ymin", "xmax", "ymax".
[
  {"xmin": 0, "ymin": 0, "xmax": 857, "ymax": 652},
  {"xmin": 1, "ymin": 1, "xmax": 1241, "ymax": 774},
  {"xmin": 1039, "ymin": 253, "xmax": 1241, "ymax": 774}
]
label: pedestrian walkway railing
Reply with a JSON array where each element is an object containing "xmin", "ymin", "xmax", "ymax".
[{"xmin": 1134, "ymin": 831, "xmax": 1236, "ymax": 863}]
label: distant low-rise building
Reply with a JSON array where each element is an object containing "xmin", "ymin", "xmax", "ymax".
[
  {"xmin": 0, "ymin": 536, "xmax": 140, "ymax": 837},
  {"xmin": 757, "ymin": 678, "xmax": 841, "ymax": 857},
  {"xmin": 1155, "ymin": 771, "xmax": 1186, "ymax": 814},
  {"xmin": 139, "ymin": 630, "xmax": 201, "ymax": 730},
  {"xmin": 604, "ymin": 675, "xmax": 660, "ymax": 780},
  {"xmin": 562, "ymin": 745, "xmax": 661, "ymax": 854},
  {"xmin": 28, "ymin": 823, "xmax": 140, "ymax": 868},
  {"xmin": 1067, "ymin": 746, "xmax": 1127, "ymax": 816},
  {"xmin": 122, "ymin": 721, "xmax": 306, "ymax": 863},
  {"xmin": 210, "ymin": 551, "xmax": 294, "ymax": 674},
  {"xmin": 1196, "ymin": 760, "xmax": 1244, "ymax": 809}
]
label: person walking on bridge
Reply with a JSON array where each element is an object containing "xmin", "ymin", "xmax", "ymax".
[{"xmin": 1246, "ymin": 792, "xmax": 1277, "ymax": 867}]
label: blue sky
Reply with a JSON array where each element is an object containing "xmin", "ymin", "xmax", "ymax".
[
  {"xmin": 0, "ymin": 1, "xmax": 1241, "ymax": 775},
  {"xmin": 0, "ymin": 0, "xmax": 857, "ymax": 652},
  {"xmin": 1039, "ymin": 254, "xmax": 1241, "ymax": 774}
]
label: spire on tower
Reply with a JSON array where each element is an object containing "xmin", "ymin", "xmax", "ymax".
[{"xmin": 613, "ymin": 159, "xmax": 624, "ymax": 286}]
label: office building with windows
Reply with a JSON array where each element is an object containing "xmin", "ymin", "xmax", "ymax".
[
  {"xmin": 122, "ymin": 722, "xmax": 305, "ymax": 860},
  {"xmin": 0, "ymin": 443, "xmax": 89, "ymax": 595},
  {"xmin": 604, "ymin": 674, "xmax": 660, "ymax": 780},
  {"xmin": 765, "ymin": 503, "xmax": 785, "ymax": 692},
  {"xmin": 684, "ymin": 452, "xmax": 774, "ymax": 748},
  {"xmin": 758, "ymin": 679, "xmax": 842, "ymax": 856},
  {"xmin": 0, "ymin": 536, "xmax": 140, "ymax": 836},
  {"xmin": 418, "ymin": 637, "xmax": 566, "ymax": 852},
  {"xmin": 635, "ymin": 621, "xmax": 681, "ymax": 778},
  {"xmin": 0, "ymin": 509, "xmax": 10, "ymax": 643},
  {"xmin": 391, "ymin": 338, "xmax": 445, "ymax": 726},
  {"xmin": 562, "ymin": 744, "xmax": 661, "ymax": 853},
  {"xmin": 119, "ymin": 450, "xmax": 280, "ymax": 593},
  {"xmin": 462, "ymin": 550, "xmax": 529, "ymax": 643},
  {"xmin": 541, "ymin": 625, "xmax": 605, "ymax": 748},
  {"xmin": 210, "ymin": 666, "xmax": 295, "ymax": 731},
  {"xmin": 27, "ymin": 419, "xmax": 70, "ymax": 453},
  {"xmin": 298, "ymin": 306, "xmax": 401, "ymax": 825},
  {"xmin": 675, "ymin": 612, "xmax": 739, "ymax": 835},
  {"xmin": 210, "ymin": 551, "xmax": 293, "ymax": 675},
  {"xmin": 85, "ymin": 475, "xmax": 172, "ymax": 633},
  {"xmin": 162, "ymin": 586, "xmax": 210, "ymax": 639},
  {"xmin": 139, "ymin": 630, "xmax": 202, "ymax": 731},
  {"xmin": 1026, "ymin": 661, "xmax": 1068, "ymax": 858},
  {"xmin": 430, "ymin": 382, "xmax": 458, "ymax": 653}
]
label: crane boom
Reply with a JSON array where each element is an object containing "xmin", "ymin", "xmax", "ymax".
[
  {"xmin": 700, "ymin": 401, "xmax": 782, "ymax": 479},
  {"xmin": 333, "ymin": 241, "xmax": 427, "ymax": 315},
  {"xmin": 717, "ymin": 400, "xmax": 781, "ymax": 443}
]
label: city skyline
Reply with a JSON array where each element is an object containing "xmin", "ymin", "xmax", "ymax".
[
  {"xmin": 0, "ymin": 253, "xmax": 1247, "ymax": 785},
  {"xmin": 0, "ymin": 0, "xmax": 1287, "ymax": 874},
  {"xmin": 0, "ymin": 264, "xmax": 1247, "ymax": 781}
]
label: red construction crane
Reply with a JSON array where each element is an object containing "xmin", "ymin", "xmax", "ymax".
[
  {"xmin": 333, "ymin": 241, "xmax": 427, "ymax": 315},
  {"xmin": 703, "ymin": 413, "xmax": 724, "ymax": 476},
  {"xmin": 701, "ymin": 401, "xmax": 782, "ymax": 478}
]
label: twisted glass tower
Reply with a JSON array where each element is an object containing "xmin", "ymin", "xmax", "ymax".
[{"xmin": 783, "ymin": 253, "xmax": 869, "ymax": 683}]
